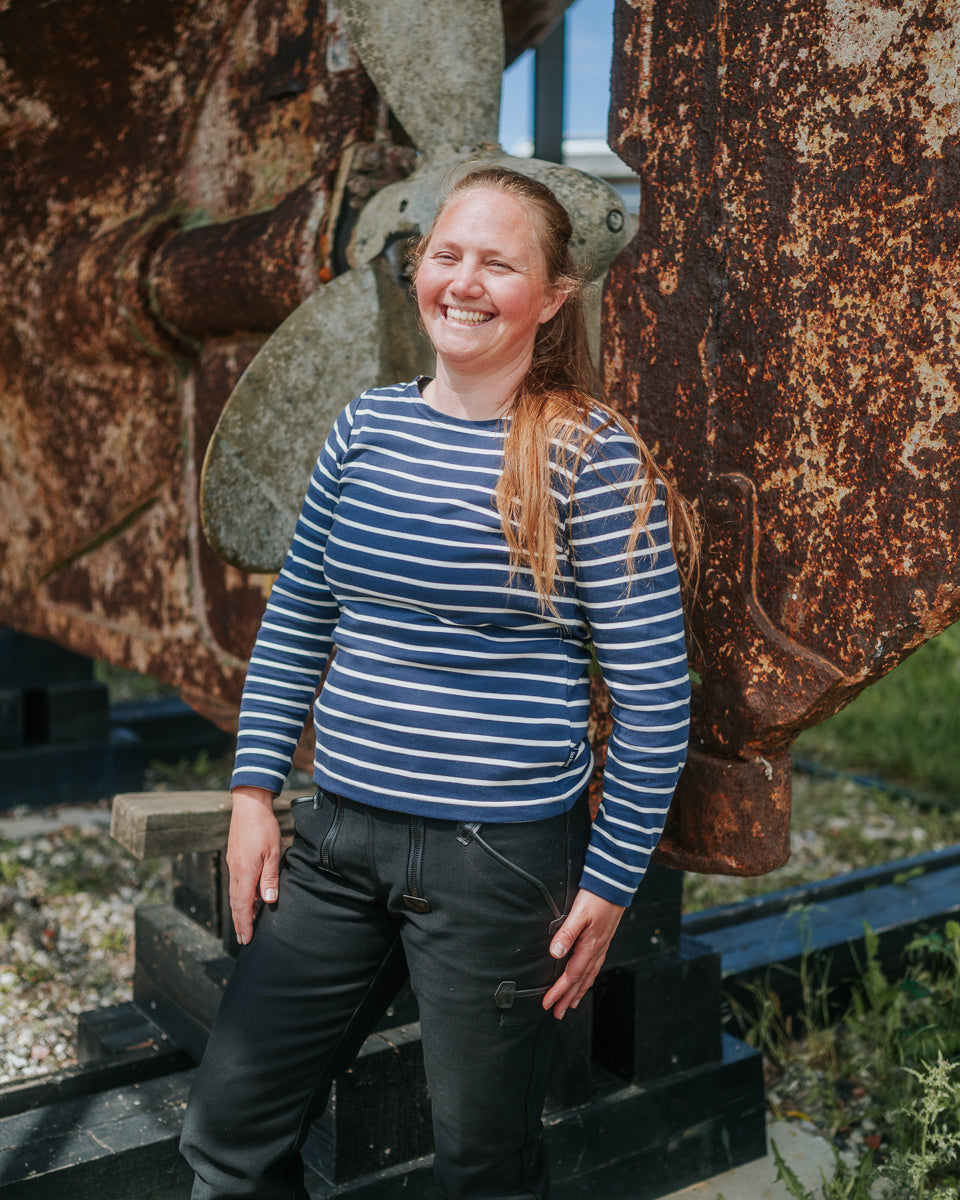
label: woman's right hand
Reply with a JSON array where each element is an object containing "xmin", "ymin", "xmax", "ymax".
[{"xmin": 226, "ymin": 786, "xmax": 282, "ymax": 945}]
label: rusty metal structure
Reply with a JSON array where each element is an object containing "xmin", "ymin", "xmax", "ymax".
[
  {"xmin": 601, "ymin": 0, "xmax": 960, "ymax": 872},
  {"xmin": 0, "ymin": 0, "xmax": 564, "ymax": 728},
  {"xmin": 1, "ymin": 0, "xmax": 958, "ymax": 874}
]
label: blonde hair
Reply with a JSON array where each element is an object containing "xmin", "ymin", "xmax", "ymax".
[{"xmin": 412, "ymin": 165, "xmax": 698, "ymax": 614}]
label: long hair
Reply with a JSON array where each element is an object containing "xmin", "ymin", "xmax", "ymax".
[{"xmin": 411, "ymin": 165, "xmax": 698, "ymax": 614}]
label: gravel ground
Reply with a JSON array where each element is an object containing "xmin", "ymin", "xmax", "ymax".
[{"xmin": 0, "ymin": 799, "xmax": 172, "ymax": 1085}]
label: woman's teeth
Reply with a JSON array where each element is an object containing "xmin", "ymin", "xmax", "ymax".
[{"xmin": 445, "ymin": 307, "xmax": 493, "ymax": 325}]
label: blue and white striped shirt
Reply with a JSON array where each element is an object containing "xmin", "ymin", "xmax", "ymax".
[{"xmin": 232, "ymin": 380, "xmax": 689, "ymax": 904}]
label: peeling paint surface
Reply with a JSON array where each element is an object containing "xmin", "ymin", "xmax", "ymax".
[{"xmin": 606, "ymin": 0, "xmax": 960, "ymax": 871}]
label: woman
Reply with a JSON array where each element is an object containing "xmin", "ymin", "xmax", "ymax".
[{"xmin": 181, "ymin": 166, "xmax": 696, "ymax": 1199}]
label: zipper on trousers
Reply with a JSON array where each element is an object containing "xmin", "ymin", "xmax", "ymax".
[
  {"xmin": 320, "ymin": 795, "xmax": 343, "ymax": 873},
  {"xmin": 457, "ymin": 823, "xmax": 562, "ymax": 920},
  {"xmin": 402, "ymin": 816, "xmax": 431, "ymax": 913}
]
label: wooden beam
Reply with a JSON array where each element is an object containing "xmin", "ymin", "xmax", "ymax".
[{"xmin": 110, "ymin": 789, "xmax": 304, "ymax": 859}]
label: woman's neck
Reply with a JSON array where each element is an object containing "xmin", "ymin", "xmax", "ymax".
[{"xmin": 423, "ymin": 359, "xmax": 529, "ymax": 422}]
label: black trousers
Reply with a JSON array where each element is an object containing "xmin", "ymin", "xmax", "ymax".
[{"xmin": 180, "ymin": 787, "xmax": 591, "ymax": 1199}]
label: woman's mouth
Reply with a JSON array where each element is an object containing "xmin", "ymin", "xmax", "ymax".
[{"xmin": 443, "ymin": 306, "xmax": 494, "ymax": 326}]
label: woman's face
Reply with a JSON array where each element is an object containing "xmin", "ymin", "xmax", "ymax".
[{"xmin": 416, "ymin": 187, "xmax": 566, "ymax": 379}]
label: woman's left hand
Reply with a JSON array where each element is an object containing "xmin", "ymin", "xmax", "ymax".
[{"xmin": 542, "ymin": 889, "xmax": 626, "ymax": 1019}]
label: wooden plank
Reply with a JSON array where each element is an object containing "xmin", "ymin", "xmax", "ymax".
[
  {"xmin": 0, "ymin": 1070, "xmax": 195, "ymax": 1197},
  {"xmin": 685, "ymin": 841, "xmax": 960, "ymax": 936},
  {"xmin": 0, "ymin": 1045, "xmax": 190, "ymax": 1122},
  {"xmin": 111, "ymin": 788, "xmax": 305, "ymax": 859},
  {"xmin": 706, "ymin": 862, "xmax": 960, "ymax": 980}
]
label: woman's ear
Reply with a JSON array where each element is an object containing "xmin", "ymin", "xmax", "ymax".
[{"xmin": 539, "ymin": 285, "xmax": 571, "ymax": 325}]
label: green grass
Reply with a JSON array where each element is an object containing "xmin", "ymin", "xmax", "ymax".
[
  {"xmin": 793, "ymin": 621, "xmax": 960, "ymax": 807},
  {"xmin": 741, "ymin": 925, "xmax": 960, "ymax": 1199}
]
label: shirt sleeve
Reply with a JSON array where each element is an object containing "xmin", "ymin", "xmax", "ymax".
[
  {"xmin": 568, "ymin": 427, "xmax": 690, "ymax": 905},
  {"xmin": 230, "ymin": 403, "xmax": 355, "ymax": 793}
]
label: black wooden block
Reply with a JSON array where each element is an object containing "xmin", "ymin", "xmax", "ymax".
[
  {"xmin": 0, "ymin": 1069, "xmax": 194, "ymax": 1198},
  {"xmin": 305, "ymin": 1036, "xmax": 766, "ymax": 1200},
  {"xmin": 133, "ymin": 904, "xmax": 234, "ymax": 1061},
  {"xmin": 304, "ymin": 1022, "xmax": 432, "ymax": 1185},
  {"xmin": 173, "ymin": 850, "xmax": 222, "ymax": 935},
  {"xmin": 0, "ymin": 732, "xmax": 145, "ymax": 812},
  {"xmin": 33, "ymin": 679, "xmax": 110, "ymax": 744},
  {"xmin": 605, "ymin": 861, "xmax": 683, "ymax": 967},
  {"xmin": 0, "ymin": 630, "xmax": 93, "ymax": 688},
  {"xmin": 77, "ymin": 1001, "xmax": 180, "ymax": 1065},
  {"xmin": 0, "ymin": 688, "xmax": 23, "ymax": 751},
  {"xmin": 111, "ymin": 694, "xmax": 233, "ymax": 768},
  {"xmin": 547, "ymin": 1035, "xmax": 766, "ymax": 1200},
  {"xmin": 592, "ymin": 935, "xmax": 723, "ymax": 1084},
  {"xmin": 0, "ymin": 1044, "xmax": 191, "ymax": 1123}
]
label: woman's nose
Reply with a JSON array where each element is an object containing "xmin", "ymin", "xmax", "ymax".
[{"xmin": 450, "ymin": 260, "xmax": 483, "ymax": 296}]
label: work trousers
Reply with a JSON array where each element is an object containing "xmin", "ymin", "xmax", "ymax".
[{"xmin": 180, "ymin": 786, "xmax": 591, "ymax": 1199}]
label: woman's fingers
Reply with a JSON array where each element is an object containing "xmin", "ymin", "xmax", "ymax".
[
  {"xmin": 228, "ymin": 866, "xmax": 260, "ymax": 946},
  {"xmin": 226, "ymin": 788, "xmax": 282, "ymax": 945},
  {"xmin": 543, "ymin": 889, "xmax": 626, "ymax": 1019}
]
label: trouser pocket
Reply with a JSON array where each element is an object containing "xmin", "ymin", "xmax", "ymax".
[
  {"xmin": 288, "ymin": 787, "xmax": 345, "ymax": 878},
  {"xmin": 453, "ymin": 797, "xmax": 590, "ymax": 1027},
  {"xmin": 455, "ymin": 820, "xmax": 566, "ymax": 926}
]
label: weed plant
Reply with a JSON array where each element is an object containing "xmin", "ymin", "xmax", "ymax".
[{"xmin": 735, "ymin": 921, "xmax": 960, "ymax": 1198}]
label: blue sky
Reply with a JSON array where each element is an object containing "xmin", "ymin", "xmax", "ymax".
[{"xmin": 499, "ymin": 0, "xmax": 615, "ymax": 152}]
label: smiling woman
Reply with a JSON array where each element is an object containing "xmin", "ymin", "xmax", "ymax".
[
  {"xmin": 179, "ymin": 165, "xmax": 697, "ymax": 1200},
  {"xmin": 414, "ymin": 188, "xmax": 566, "ymax": 416}
]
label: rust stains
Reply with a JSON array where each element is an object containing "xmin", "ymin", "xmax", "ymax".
[
  {"xmin": 606, "ymin": 0, "xmax": 960, "ymax": 872},
  {"xmin": 0, "ymin": 0, "xmax": 381, "ymax": 720}
]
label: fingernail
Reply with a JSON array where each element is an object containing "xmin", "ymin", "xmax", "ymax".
[
  {"xmin": 237, "ymin": 934, "xmax": 247, "ymax": 946},
  {"xmin": 264, "ymin": 888, "xmax": 277, "ymax": 903},
  {"xmin": 550, "ymin": 942, "xmax": 563, "ymax": 957},
  {"xmin": 571, "ymin": 999, "xmax": 580, "ymax": 1010}
]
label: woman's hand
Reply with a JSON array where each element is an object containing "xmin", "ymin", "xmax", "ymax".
[
  {"xmin": 226, "ymin": 786, "xmax": 282, "ymax": 945},
  {"xmin": 542, "ymin": 889, "xmax": 626, "ymax": 1019}
]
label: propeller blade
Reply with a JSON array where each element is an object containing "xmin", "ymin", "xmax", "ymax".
[
  {"xmin": 337, "ymin": 0, "xmax": 503, "ymax": 159},
  {"xmin": 200, "ymin": 259, "xmax": 433, "ymax": 573},
  {"xmin": 350, "ymin": 151, "xmax": 632, "ymax": 282}
]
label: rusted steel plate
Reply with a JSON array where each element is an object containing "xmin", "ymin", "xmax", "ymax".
[
  {"xmin": 0, "ymin": 0, "xmax": 579, "ymax": 714},
  {"xmin": 0, "ymin": 0, "xmax": 382, "ymax": 716},
  {"xmin": 606, "ymin": 0, "xmax": 960, "ymax": 872}
]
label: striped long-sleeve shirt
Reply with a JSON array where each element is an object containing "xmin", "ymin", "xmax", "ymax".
[{"xmin": 232, "ymin": 380, "xmax": 689, "ymax": 905}]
